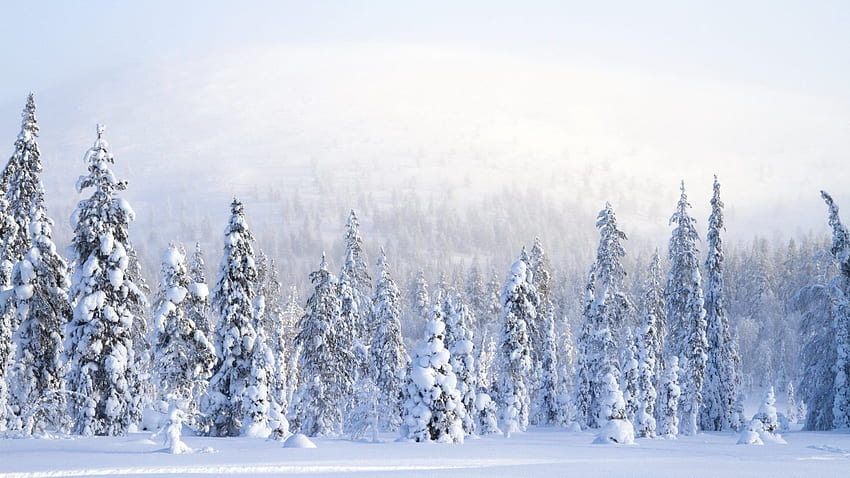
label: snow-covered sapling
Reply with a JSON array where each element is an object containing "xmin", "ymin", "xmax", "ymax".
[
  {"xmin": 155, "ymin": 400, "xmax": 192, "ymax": 454},
  {"xmin": 593, "ymin": 372, "xmax": 635, "ymax": 445}
]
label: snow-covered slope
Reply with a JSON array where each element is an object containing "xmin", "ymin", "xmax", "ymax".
[
  {"xmin": 0, "ymin": 44, "xmax": 846, "ymax": 283},
  {"xmin": 5, "ymin": 45, "xmax": 846, "ymax": 229}
]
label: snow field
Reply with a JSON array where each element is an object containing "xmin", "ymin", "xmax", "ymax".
[{"xmin": 3, "ymin": 427, "xmax": 850, "ymax": 477}]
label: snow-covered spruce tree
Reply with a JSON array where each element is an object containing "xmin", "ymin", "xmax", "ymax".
[
  {"xmin": 793, "ymin": 281, "xmax": 835, "ymax": 430},
  {"xmin": 151, "ymin": 244, "xmax": 216, "ymax": 429},
  {"xmin": 532, "ymin": 305, "xmax": 560, "ymax": 426},
  {"xmin": 572, "ymin": 264, "xmax": 597, "ymax": 429},
  {"xmin": 290, "ymin": 254, "xmax": 351, "ymax": 436},
  {"xmin": 642, "ymin": 252, "xmax": 666, "ymax": 392},
  {"xmin": 485, "ymin": 270, "xmax": 503, "ymax": 328},
  {"xmin": 664, "ymin": 182, "xmax": 707, "ymax": 436},
  {"xmin": 0, "ymin": 96, "xmax": 37, "ymax": 429},
  {"xmin": 369, "ymin": 248, "xmax": 408, "ymax": 431},
  {"xmin": 527, "ymin": 237, "xmax": 552, "ymax": 370},
  {"xmin": 282, "ymin": 285, "xmax": 303, "ymax": 407},
  {"xmin": 621, "ymin": 330, "xmax": 639, "ymax": 424},
  {"xmin": 402, "ymin": 291, "xmax": 464, "ymax": 443},
  {"xmin": 339, "ymin": 210, "xmax": 371, "ymax": 367},
  {"xmin": 528, "ymin": 237, "xmax": 560, "ymax": 426},
  {"xmin": 555, "ymin": 326, "xmax": 577, "ymax": 427},
  {"xmin": 203, "ymin": 198, "xmax": 259, "ymax": 437},
  {"xmin": 406, "ymin": 270, "xmax": 431, "ymax": 347},
  {"xmin": 497, "ymin": 249, "xmax": 538, "ymax": 436},
  {"xmin": 336, "ymin": 273, "xmax": 362, "ymax": 417},
  {"xmin": 786, "ymin": 382, "xmax": 798, "ymax": 424},
  {"xmin": 701, "ymin": 176, "xmax": 742, "ymax": 432},
  {"xmin": 574, "ymin": 203, "xmax": 633, "ymax": 429},
  {"xmin": 410, "ymin": 270, "xmax": 431, "ymax": 324},
  {"xmin": 660, "ymin": 356, "xmax": 681, "ymax": 438},
  {"xmin": 0, "ymin": 205, "xmax": 15, "ymax": 431},
  {"xmin": 0, "ymin": 197, "xmax": 18, "ymax": 288},
  {"xmin": 634, "ymin": 254, "xmax": 666, "ymax": 438},
  {"xmin": 65, "ymin": 124, "xmax": 148, "ymax": 436},
  {"xmin": 738, "ymin": 242, "xmax": 784, "ymax": 387},
  {"xmin": 465, "ymin": 262, "xmax": 488, "ymax": 336},
  {"xmin": 820, "ymin": 191, "xmax": 850, "ymax": 429},
  {"xmin": 8, "ymin": 206, "xmax": 72, "ymax": 435},
  {"xmin": 0, "ymin": 283, "xmax": 13, "ymax": 431},
  {"xmin": 243, "ymin": 323, "xmax": 285, "ymax": 438},
  {"xmin": 186, "ymin": 242, "xmax": 214, "ymax": 344},
  {"xmin": 261, "ymin": 258, "xmax": 292, "ymax": 414},
  {"xmin": 2, "ymin": 93, "xmax": 43, "ymax": 260},
  {"xmin": 474, "ymin": 336, "xmax": 501, "ymax": 435},
  {"xmin": 443, "ymin": 291, "xmax": 476, "ymax": 435},
  {"xmin": 476, "ymin": 334, "xmax": 497, "ymax": 393},
  {"xmin": 635, "ymin": 312, "xmax": 658, "ymax": 438}
]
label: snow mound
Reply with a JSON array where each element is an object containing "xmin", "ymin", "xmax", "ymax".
[
  {"xmin": 284, "ymin": 433, "xmax": 317, "ymax": 448},
  {"xmin": 242, "ymin": 422, "xmax": 272, "ymax": 439},
  {"xmin": 737, "ymin": 419, "xmax": 787, "ymax": 445},
  {"xmin": 593, "ymin": 419, "xmax": 635, "ymax": 445},
  {"xmin": 737, "ymin": 426, "xmax": 764, "ymax": 446},
  {"xmin": 566, "ymin": 422, "xmax": 583, "ymax": 432}
]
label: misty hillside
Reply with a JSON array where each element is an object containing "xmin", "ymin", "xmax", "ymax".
[{"xmin": 1, "ymin": 45, "xmax": 846, "ymax": 296}]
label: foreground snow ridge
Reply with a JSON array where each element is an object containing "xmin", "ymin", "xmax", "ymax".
[{"xmin": 0, "ymin": 462, "xmax": 500, "ymax": 478}]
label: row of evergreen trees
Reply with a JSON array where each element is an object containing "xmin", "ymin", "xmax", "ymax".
[
  {"xmin": 572, "ymin": 180, "xmax": 743, "ymax": 439},
  {"xmin": 0, "ymin": 95, "xmax": 848, "ymax": 442}
]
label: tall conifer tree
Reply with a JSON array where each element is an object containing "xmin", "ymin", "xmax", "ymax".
[
  {"xmin": 497, "ymin": 249, "xmax": 538, "ymax": 436},
  {"xmin": 8, "ymin": 206, "xmax": 72, "ymax": 435},
  {"xmin": 203, "ymin": 198, "xmax": 260, "ymax": 436},
  {"xmin": 65, "ymin": 125, "xmax": 147, "ymax": 436},
  {"xmin": 664, "ymin": 182, "xmax": 708, "ymax": 436},
  {"xmin": 369, "ymin": 248, "xmax": 408, "ymax": 431},
  {"xmin": 701, "ymin": 176, "xmax": 741, "ymax": 431},
  {"xmin": 820, "ymin": 191, "xmax": 850, "ymax": 429}
]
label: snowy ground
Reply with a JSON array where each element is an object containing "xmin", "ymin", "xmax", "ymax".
[{"xmin": 2, "ymin": 426, "xmax": 850, "ymax": 477}]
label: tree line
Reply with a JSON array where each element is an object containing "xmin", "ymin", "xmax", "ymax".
[{"xmin": 0, "ymin": 95, "xmax": 845, "ymax": 444}]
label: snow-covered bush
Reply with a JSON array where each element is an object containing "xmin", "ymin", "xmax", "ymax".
[
  {"xmin": 474, "ymin": 390, "xmax": 501, "ymax": 436},
  {"xmin": 593, "ymin": 372, "xmax": 635, "ymax": 445},
  {"xmin": 739, "ymin": 387, "xmax": 786, "ymax": 445},
  {"xmin": 753, "ymin": 386, "xmax": 779, "ymax": 433}
]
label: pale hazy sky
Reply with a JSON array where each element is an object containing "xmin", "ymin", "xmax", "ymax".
[
  {"xmin": 2, "ymin": 1, "xmax": 849, "ymax": 102},
  {"xmin": 1, "ymin": 1, "xmax": 849, "ymax": 245}
]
